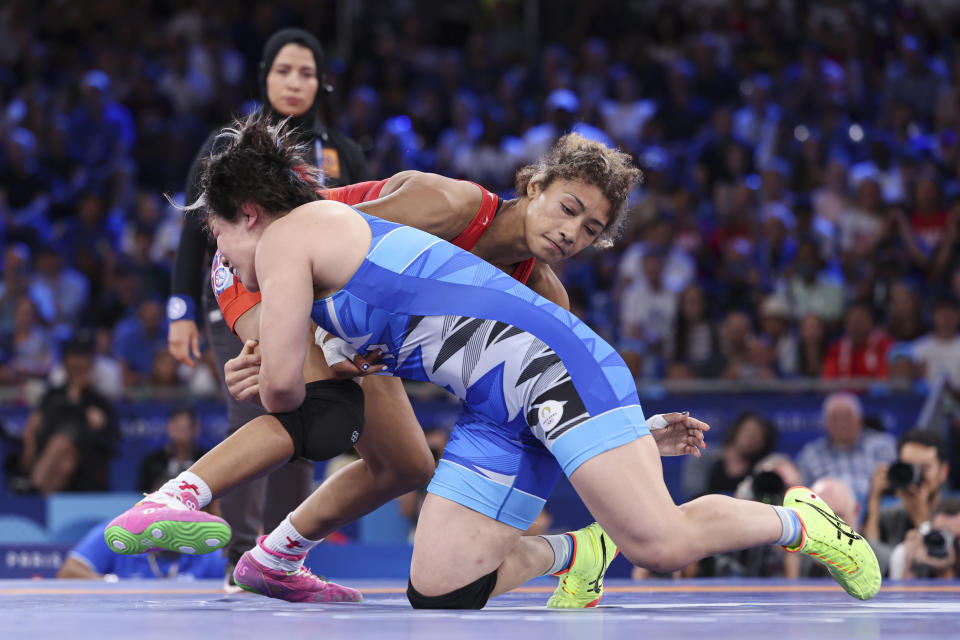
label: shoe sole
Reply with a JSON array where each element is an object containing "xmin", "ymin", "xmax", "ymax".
[{"xmin": 105, "ymin": 519, "xmax": 231, "ymax": 555}]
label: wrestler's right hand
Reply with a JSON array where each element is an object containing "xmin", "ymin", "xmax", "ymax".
[
  {"xmin": 225, "ymin": 339, "xmax": 262, "ymax": 404},
  {"xmin": 169, "ymin": 319, "xmax": 201, "ymax": 367}
]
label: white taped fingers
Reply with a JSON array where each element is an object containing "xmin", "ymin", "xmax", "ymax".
[
  {"xmin": 315, "ymin": 327, "xmax": 359, "ymax": 367},
  {"xmin": 647, "ymin": 414, "xmax": 669, "ymax": 431}
]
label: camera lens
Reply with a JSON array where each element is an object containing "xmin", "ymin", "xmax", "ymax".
[
  {"xmin": 887, "ymin": 462, "xmax": 920, "ymax": 490},
  {"xmin": 752, "ymin": 471, "xmax": 786, "ymax": 504},
  {"xmin": 923, "ymin": 530, "xmax": 949, "ymax": 559}
]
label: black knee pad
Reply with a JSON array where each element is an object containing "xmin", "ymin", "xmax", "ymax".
[
  {"xmin": 407, "ymin": 570, "xmax": 498, "ymax": 609},
  {"xmin": 271, "ymin": 379, "xmax": 365, "ymax": 462}
]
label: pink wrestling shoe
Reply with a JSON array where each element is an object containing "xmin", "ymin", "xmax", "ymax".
[
  {"xmin": 233, "ymin": 536, "xmax": 363, "ymax": 603},
  {"xmin": 104, "ymin": 492, "xmax": 231, "ymax": 556}
]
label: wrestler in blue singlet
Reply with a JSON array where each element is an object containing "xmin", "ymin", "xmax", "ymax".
[{"xmin": 311, "ymin": 211, "xmax": 649, "ymax": 529}]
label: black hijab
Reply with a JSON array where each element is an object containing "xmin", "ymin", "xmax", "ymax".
[{"xmin": 258, "ymin": 28, "xmax": 327, "ymax": 134}]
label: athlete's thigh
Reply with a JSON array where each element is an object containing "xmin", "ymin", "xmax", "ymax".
[
  {"xmin": 409, "ymin": 493, "xmax": 523, "ymax": 595},
  {"xmin": 353, "ymin": 375, "xmax": 432, "ymax": 475},
  {"xmin": 568, "ymin": 435, "xmax": 682, "ymax": 552}
]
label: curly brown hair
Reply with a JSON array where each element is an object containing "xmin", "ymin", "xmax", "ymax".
[
  {"xmin": 514, "ymin": 134, "xmax": 643, "ymax": 249},
  {"xmin": 186, "ymin": 110, "xmax": 322, "ymax": 222}
]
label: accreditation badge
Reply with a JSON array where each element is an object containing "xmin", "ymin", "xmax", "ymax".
[{"xmin": 322, "ymin": 148, "xmax": 341, "ymax": 180}]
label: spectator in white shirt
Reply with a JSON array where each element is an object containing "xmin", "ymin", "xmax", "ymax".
[{"xmin": 912, "ymin": 297, "xmax": 960, "ymax": 389}]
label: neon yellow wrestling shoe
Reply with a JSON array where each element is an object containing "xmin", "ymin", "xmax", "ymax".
[
  {"xmin": 783, "ymin": 486, "xmax": 881, "ymax": 600},
  {"xmin": 547, "ymin": 522, "xmax": 619, "ymax": 609}
]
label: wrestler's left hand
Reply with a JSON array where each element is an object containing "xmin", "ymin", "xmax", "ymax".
[{"xmin": 649, "ymin": 412, "xmax": 710, "ymax": 457}]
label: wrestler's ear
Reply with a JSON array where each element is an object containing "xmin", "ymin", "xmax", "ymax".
[
  {"xmin": 239, "ymin": 201, "xmax": 261, "ymax": 229},
  {"xmin": 526, "ymin": 176, "xmax": 544, "ymax": 199}
]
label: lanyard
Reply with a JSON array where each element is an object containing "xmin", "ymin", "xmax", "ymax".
[{"xmin": 315, "ymin": 138, "xmax": 325, "ymax": 183}]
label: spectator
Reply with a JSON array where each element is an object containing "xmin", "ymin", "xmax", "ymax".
[
  {"xmin": 931, "ymin": 199, "xmax": 960, "ymax": 285},
  {"xmin": 521, "ymin": 89, "xmax": 612, "ymax": 163},
  {"xmin": 0, "ymin": 296, "xmax": 56, "ymax": 382},
  {"xmin": 14, "ymin": 331, "xmax": 119, "ymax": 493},
  {"xmin": 884, "ymin": 342, "xmax": 927, "ymax": 393},
  {"xmin": 149, "ymin": 348, "xmax": 182, "ymax": 389},
  {"xmin": 616, "ymin": 215, "xmax": 696, "ymax": 296},
  {"xmin": 683, "ymin": 411, "xmax": 777, "ymax": 499},
  {"xmin": 668, "ymin": 284, "xmax": 722, "ymax": 377},
  {"xmin": 775, "ymin": 237, "xmax": 845, "ymax": 325},
  {"xmin": 840, "ymin": 178, "xmax": 886, "ymax": 257},
  {"xmin": 886, "ymin": 282, "xmax": 926, "ymax": 342},
  {"xmin": 863, "ymin": 430, "xmax": 951, "ymax": 576},
  {"xmin": 67, "ymin": 70, "xmax": 135, "ymax": 201},
  {"xmin": 618, "ymin": 248, "xmax": 677, "ymax": 357},
  {"xmin": 822, "ymin": 303, "xmax": 893, "ymax": 379},
  {"xmin": 112, "ymin": 297, "xmax": 167, "ymax": 387},
  {"xmin": 756, "ymin": 203, "xmax": 797, "ymax": 288},
  {"xmin": 0, "ymin": 244, "xmax": 36, "ymax": 338},
  {"xmin": 887, "ymin": 34, "xmax": 944, "ymax": 126},
  {"xmin": 600, "ymin": 65, "xmax": 656, "ymax": 150},
  {"xmin": 889, "ymin": 497, "xmax": 960, "ymax": 580},
  {"xmin": 29, "ymin": 244, "xmax": 90, "ymax": 341},
  {"xmin": 126, "ymin": 223, "xmax": 172, "ymax": 300},
  {"xmin": 796, "ymin": 392, "xmax": 897, "ymax": 500},
  {"xmin": 717, "ymin": 310, "xmax": 754, "ymax": 380},
  {"xmin": 57, "ymin": 519, "xmax": 225, "ymax": 580},
  {"xmin": 811, "ymin": 158, "xmax": 850, "ymax": 227},
  {"xmin": 139, "ymin": 408, "xmax": 207, "ymax": 494},
  {"xmin": 911, "ymin": 297, "xmax": 960, "ymax": 389},
  {"xmin": 758, "ymin": 296, "xmax": 798, "ymax": 377},
  {"xmin": 795, "ymin": 313, "xmax": 828, "ymax": 378}
]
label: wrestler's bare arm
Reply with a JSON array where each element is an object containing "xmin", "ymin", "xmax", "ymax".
[
  {"xmin": 256, "ymin": 202, "xmax": 369, "ymax": 412},
  {"xmin": 356, "ymin": 171, "xmax": 482, "ymax": 240},
  {"xmin": 526, "ymin": 260, "xmax": 570, "ymax": 310}
]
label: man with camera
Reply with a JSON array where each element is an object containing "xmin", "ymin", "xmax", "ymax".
[
  {"xmin": 890, "ymin": 497, "xmax": 960, "ymax": 579},
  {"xmin": 863, "ymin": 429, "xmax": 951, "ymax": 574}
]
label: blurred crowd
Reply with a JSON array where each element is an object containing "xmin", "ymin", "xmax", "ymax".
[{"xmin": 3, "ymin": 1, "xmax": 960, "ymax": 391}]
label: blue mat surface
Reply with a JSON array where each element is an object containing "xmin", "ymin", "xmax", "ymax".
[{"xmin": 2, "ymin": 578, "xmax": 959, "ymax": 639}]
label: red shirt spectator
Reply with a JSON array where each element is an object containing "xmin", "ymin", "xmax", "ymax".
[
  {"xmin": 910, "ymin": 176, "xmax": 948, "ymax": 253},
  {"xmin": 823, "ymin": 304, "xmax": 892, "ymax": 379}
]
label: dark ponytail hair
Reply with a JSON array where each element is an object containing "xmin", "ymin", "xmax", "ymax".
[{"xmin": 185, "ymin": 110, "xmax": 323, "ymax": 222}]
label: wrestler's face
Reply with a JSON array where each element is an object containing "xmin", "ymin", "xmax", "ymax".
[
  {"xmin": 208, "ymin": 212, "xmax": 262, "ymax": 291},
  {"xmin": 524, "ymin": 178, "xmax": 610, "ymax": 263},
  {"xmin": 266, "ymin": 43, "xmax": 319, "ymax": 117}
]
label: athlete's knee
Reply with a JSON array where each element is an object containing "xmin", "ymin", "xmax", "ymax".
[
  {"xmin": 364, "ymin": 442, "xmax": 435, "ymax": 492},
  {"xmin": 406, "ymin": 570, "xmax": 498, "ymax": 609},
  {"xmin": 373, "ymin": 456, "xmax": 434, "ymax": 495},
  {"xmin": 614, "ymin": 515, "xmax": 696, "ymax": 573},
  {"xmin": 621, "ymin": 539, "xmax": 691, "ymax": 574},
  {"xmin": 274, "ymin": 380, "xmax": 366, "ymax": 462},
  {"xmin": 403, "ymin": 445, "xmax": 438, "ymax": 487}
]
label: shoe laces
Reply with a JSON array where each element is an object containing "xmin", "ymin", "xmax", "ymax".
[
  {"xmin": 289, "ymin": 565, "xmax": 328, "ymax": 586},
  {"xmin": 796, "ymin": 499, "xmax": 862, "ymax": 573},
  {"xmin": 137, "ymin": 491, "xmax": 191, "ymax": 511}
]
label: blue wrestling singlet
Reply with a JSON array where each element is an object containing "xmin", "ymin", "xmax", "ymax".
[{"xmin": 311, "ymin": 211, "xmax": 650, "ymax": 529}]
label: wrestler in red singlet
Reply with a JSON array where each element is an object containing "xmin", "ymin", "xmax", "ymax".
[{"xmin": 212, "ymin": 179, "xmax": 536, "ymax": 332}]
